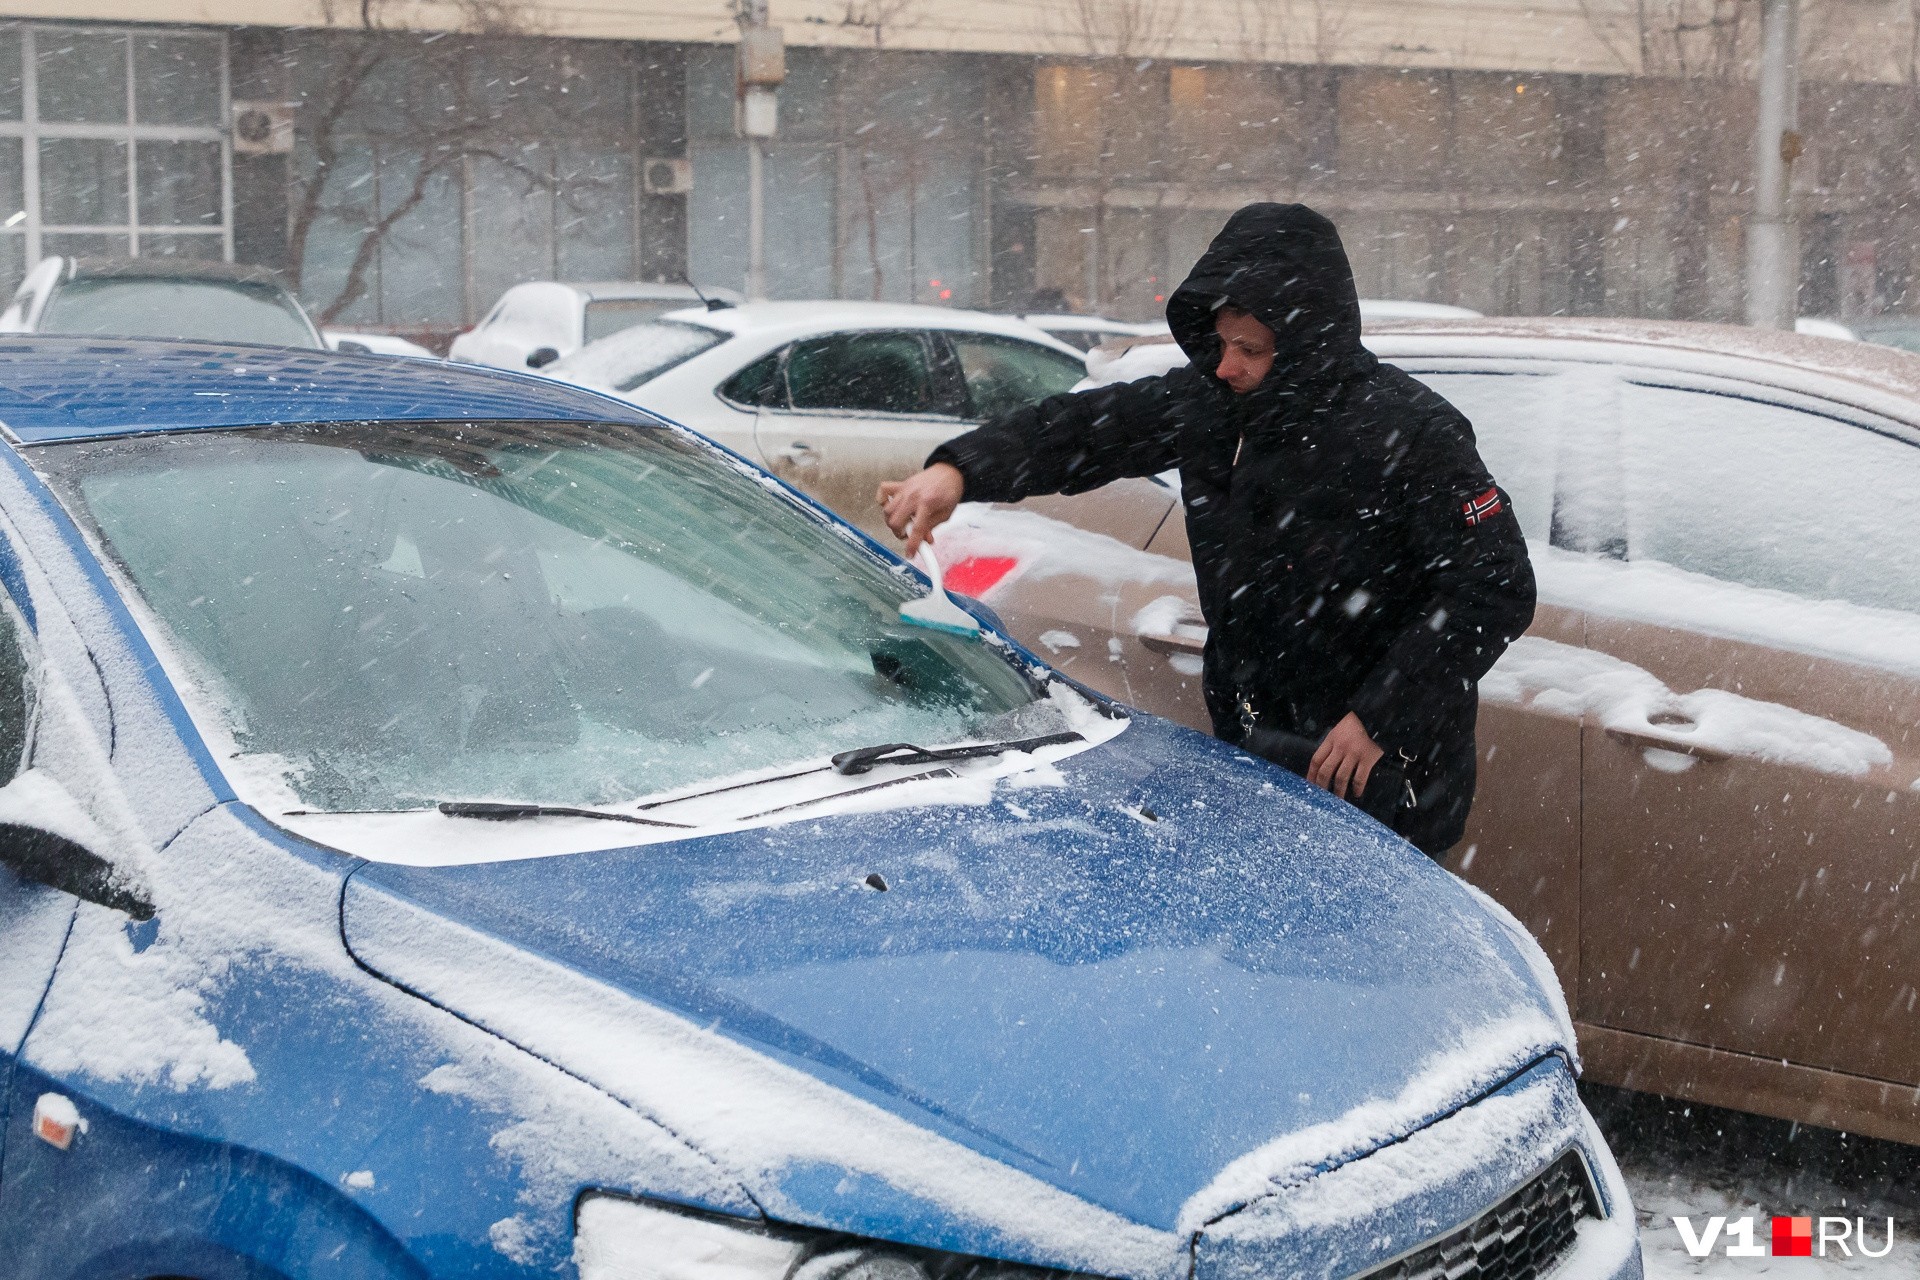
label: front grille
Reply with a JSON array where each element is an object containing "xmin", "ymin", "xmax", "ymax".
[{"xmin": 1358, "ymin": 1150, "xmax": 1596, "ymax": 1280}]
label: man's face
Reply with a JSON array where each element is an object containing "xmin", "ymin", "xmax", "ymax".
[{"xmin": 1214, "ymin": 309, "xmax": 1276, "ymax": 394}]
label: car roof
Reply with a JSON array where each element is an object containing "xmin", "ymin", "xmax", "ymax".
[
  {"xmin": 63, "ymin": 257, "xmax": 290, "ymax": 287},
  {"xmin": 0, "ymin": 336, "xmax": 655, "ymax": 444},
  {"xmin": 1024, "ymin": 314, "xmax": 1161, "ymax": 332},
  {"xmin": 1363, "ymin": 314, "xmax": 1920, "ymax": 428},
  {"xmin": 663, "ymin": 300, "xmax": 1080, "ymax": 351}
]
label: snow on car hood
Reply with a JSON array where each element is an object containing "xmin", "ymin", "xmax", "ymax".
[{"xmin": 340, "ymin": 717, "xmax": 1567, "ymax": 1271}]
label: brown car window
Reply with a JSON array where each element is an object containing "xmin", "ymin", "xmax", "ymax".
[
  {"xmin": 1617, "ymin": 384, "xmax": 1920, "ymax": 616},
  {"xmin": 786, "ymin": 331, "xmax": 934, "ymax": 415},
  {"xmin": 1404, "ymin": 370, "xmax": 1565, "ymax": 545},
  {"xmin": 950, "ymin": 334, "xmax": 1087, "ymax": 420}
]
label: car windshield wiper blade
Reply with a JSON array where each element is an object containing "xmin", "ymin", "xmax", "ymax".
[
  {"xmin": 633, "ymin": 730, "xmax": 1089, "ymax": 814},
  {"xmin": 435, "ymin": 801, "xmax": 690, "ymax": 829},
  {"xmin": 830, "ymin": 731, "xmax": 1084, "ymax": 776}
]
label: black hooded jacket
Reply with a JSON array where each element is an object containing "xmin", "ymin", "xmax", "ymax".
[{"xmin": 929, "ymin": 204, "xmax": 1535, "ymax": 853}]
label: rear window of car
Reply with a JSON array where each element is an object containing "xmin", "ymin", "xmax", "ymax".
[
  {"xmin": 548, "ymin": 319, "xmax": 728, "ymax": 392},
  {"xmin": 40, "ymin": 278, "xmax": 319, "ymax": 348}
]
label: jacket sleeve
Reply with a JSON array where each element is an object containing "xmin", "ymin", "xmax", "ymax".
[
  {"xmin": 925, "ymin": 368, "xmax": 1204, "ymax": 503},
  {"xmin": 1347, "ymin": 410, "xmax": 1536, "ymax": 748}
]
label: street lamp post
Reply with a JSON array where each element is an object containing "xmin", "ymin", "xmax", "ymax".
[
  {"xmin": 1746, "ymin": 0, "xmax": 1801, "ymax": 329},
  {"xmin": 736, "ymin": 1, "xmax": 784, "ymax": 302}
]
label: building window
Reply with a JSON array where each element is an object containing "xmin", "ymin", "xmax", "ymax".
[{"xmin": 0, "ymin": 24, "xmax": 230, "ymax": 293}]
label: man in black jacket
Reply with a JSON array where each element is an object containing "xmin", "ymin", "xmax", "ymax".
[{"xmin": 878, "ymin": 203, "xmax": 1534, "ymax": 857}]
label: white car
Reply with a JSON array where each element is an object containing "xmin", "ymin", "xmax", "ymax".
[
  {"xmin": 449, "ymin": 280, "xmax": 745, "ymax": 371},
  {"xmin": 545, "ymin": 301, "xmax": 1090, "ymax": 540}
]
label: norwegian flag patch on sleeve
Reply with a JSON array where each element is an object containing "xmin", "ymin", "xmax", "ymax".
[{"xmin": 1461, "ymin": 487, "xmax": 1503, "ymax": 526}]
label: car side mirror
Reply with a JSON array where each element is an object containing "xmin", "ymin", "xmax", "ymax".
[
  {"xmin": 526, "ymin": 347, "xmax": 560, "ymax": 369},
  {"xmin": 335, "ymin": 339, "xmax": 373, "ymax": 355},
  {"xmin": 0, "ymin": 771, "xmax": 153, "ymax": 920}
]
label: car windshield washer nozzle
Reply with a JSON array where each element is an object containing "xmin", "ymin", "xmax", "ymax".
[{"xmin": 898, "ymin": 545, "xmax": 981, "ymax": 638}]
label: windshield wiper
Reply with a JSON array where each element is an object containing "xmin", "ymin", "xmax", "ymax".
[
  {"xmin": 633, "ymin": 730, "xmax": 1088, "ymax": 814},
  {"xmin": 435, "ymin": 801, "xmax": 690, "ymax": 829},
  {"xmin": 830, "ymin": 731, "xmax": 1084, "ymax": 776}
]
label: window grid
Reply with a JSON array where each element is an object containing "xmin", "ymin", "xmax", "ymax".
[{"xmin": 0, "ymin": 24, "xmax": 231, "ymax": 270}]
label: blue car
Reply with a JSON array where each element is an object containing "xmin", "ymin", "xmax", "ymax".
[{"xmin": 0, "ymin": 338, "xmax": 1640, "ymax": 1280}]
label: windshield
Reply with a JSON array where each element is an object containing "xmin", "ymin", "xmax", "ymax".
[
  {"xmin": 40, "ymin": 278, "xmax": 320, "ymax": 348},
  {"xmin": 38, "ymin": 420, "xmax": 1039, "ymax": 814},
  {"xmin": 550, "ymin": 319, "xmax": 727, "ymax": 391}
]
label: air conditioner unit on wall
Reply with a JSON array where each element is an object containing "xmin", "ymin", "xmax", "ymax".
[
  {"xmin": 232, "ymin": 101, "xmax": 297, "ymax": 156},
  {"xmin": 643, "ymin": 158, "xmax": 693, "ymax": 195}
]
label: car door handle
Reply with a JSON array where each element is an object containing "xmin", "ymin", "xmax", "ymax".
[
  {"xmin": 1138, "ymin": 633, "xmax": 1205, "ymax": 657},
  {"xmin": 771, "ymin": 442, "xmax": 818, "ymax": 463},
  {"xmin": 1139, "ymin": 618, "xmax": 1208, "ymax": 657},
  {"xmin": 1605, "ymin": 725, "xmax": 1731, "ymax": 762}
]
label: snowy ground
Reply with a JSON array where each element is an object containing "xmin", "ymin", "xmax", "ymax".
[{"xmin": 1581, "ymin": 1086, "xmax": 1920, "ymax": 1278}]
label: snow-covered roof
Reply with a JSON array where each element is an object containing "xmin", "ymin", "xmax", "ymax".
[
  {"xmin": 1362, "ymin": 315, "xmax": 1920, "ymax": 427},
  {"xmin": 1080, "ymin": 318, "xmax": 1920, "ymax": 429},
  {"xmin": 650, "ymin": 300, "xmax": 1081, "ymax": 355}
]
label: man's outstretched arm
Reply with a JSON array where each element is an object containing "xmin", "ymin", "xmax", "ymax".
[{"xmin": 877, "ymin": 369, "xmax": 1202, "ymax": 555}]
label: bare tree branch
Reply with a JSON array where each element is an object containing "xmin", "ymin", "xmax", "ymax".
[
  {"xmin": 284, "ymin": 43, "xmax": 385, "ymax": 296},
  {"xmin": 316, "ymin": 148, "xmax": 461, "ymax": 325},
  {"xmin": 838, "ymin": 0, "xmax": 919, "ymax": 48}
]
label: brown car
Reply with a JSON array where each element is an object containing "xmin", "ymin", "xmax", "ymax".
[{"xmin": 795, "ymin": 316, "xmax": 1920, "ymax": 1149}]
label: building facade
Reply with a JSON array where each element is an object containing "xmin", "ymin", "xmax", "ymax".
[{"xmin": 0, "ymin": 3, "xmax": 1915, "ymax": 346}]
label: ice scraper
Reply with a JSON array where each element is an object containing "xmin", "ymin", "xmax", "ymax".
[{"xmin": 899, "ymin": 545, "xmax": 982, "ymax": 638}]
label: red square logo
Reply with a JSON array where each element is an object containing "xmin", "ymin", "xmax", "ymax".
[{"xmin": 1772, "ymin": 1216, "xmax": 1813, "ymax": 1256}]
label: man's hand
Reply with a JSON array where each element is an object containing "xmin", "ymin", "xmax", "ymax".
[
  {"xmin": 1308, "ymin": 711, "xmax": 1385, "ymax": 801},
  {"xmin": 877, "ymin": 463, "xmax": 965, "ymax": 558}
]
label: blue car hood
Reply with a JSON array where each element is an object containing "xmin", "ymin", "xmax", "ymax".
[{"xmin": 341, "ymin": 716, "xmax": 1565, "ymax": 1236}]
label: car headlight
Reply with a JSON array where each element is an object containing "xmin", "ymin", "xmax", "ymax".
[{"xmin": 575, "ymin": 1193, "xmax": 1098, "ymax": 1280}]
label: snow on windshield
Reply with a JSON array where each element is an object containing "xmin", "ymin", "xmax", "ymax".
[{"xmin": 40, "ymin": 420, "xmax": 1044, "ymax": 816}]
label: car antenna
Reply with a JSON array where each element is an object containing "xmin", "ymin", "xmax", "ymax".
[{"xmin": 683, "ymin": 276, "xmax": 733, "ymax": 311}]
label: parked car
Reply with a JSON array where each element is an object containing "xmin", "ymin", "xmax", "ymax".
[
  {"xmin": 450, "ymin": 280, "xmax": 746, "ymax": 371},
  {"xmin": 0, "ymin": 336, "xmax": 1638, "ymax": 1280},
  {"xmin": 925, "ymin": 316, "xmax": 1920, "ymax": 1148},
  {"xmin": 545, "ymin": 301, "xmax": 1091, "ymax": 542},
  {"xmin": 0, "ymin": 256, "xmax": 322, "ymax": 348},
  {"xmin": 1023, "ymin": 313, "xmax": 1169, "ymax": 352},
  {"xmin": 325, "ymin": 329, "xmax": 437, "ymax": 358}
]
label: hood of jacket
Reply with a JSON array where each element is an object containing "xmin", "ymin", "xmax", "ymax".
[{"xmin": 1166, "ymin": 203, "xmax": 1368, "ymax": 391}]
